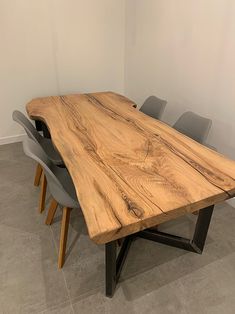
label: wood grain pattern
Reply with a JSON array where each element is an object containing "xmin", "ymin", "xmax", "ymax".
[
  {"xmin": 26, "ymin": 92, "xmax": 235, "ymax": 244},
  {"xmin": 45, "ymin": 198, "xmax": 58, "ymax": 225},
  {"xmin": 34, "ymin": 163, "xmax": 43, "ymax": 186},
  {"xmin": 58, "ymin": 207, "xmax": 71, "ymax": 269},
  {"xmin": 39, "ymin": 172, "xmax": 47, "ymax": 213}
]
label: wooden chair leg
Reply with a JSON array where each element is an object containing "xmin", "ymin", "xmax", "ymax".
[
  {"xmin": 58, "ymin": 207, "xmax": 71, "ymax": 269},
  {"xmin": 45, "ymin": 198, "xmax": 58, "ymax": 225},
  {"xmin": 34, "ymin": 163, "xmax": 43, "ymax": 186},
  {"xmin": 39, "ymin": 173, "xmax": 47, "ymax": 213}
]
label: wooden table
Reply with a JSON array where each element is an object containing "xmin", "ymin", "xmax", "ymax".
[{"xmin": 27, "ymin": 91, "xmax": 235, "ymax": 296}]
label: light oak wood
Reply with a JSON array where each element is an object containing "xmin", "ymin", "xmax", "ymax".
[
  {"xmin": 39, "ymin": 173, "xmax": 47, "ymax": 213},
  {"xmin": 58, "ymin": 207, "xmax": 71, "ymax": 268},
  {"xmin": 34, "ymin": 163, "xmax": 43, "ymax": 186},
  {"xmin": 45, "ymin": 198, "xmax": 58, "ymax": 225},
  {"xmin": 27, "ymin": 92, "xmax": 235, "ymax": 244}
]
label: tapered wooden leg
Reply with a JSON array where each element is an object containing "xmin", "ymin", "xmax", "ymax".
[
  {"xmin": 45, "ymin": 198, "xmax": 58, "ymax": 225},
  {"xmin": 58, "ymin": 207, "xmax": 71, "ymax": 269},
  {"xmin": 34, "ymin": 163, "xmax": 43, "ymax": 186},
  {"xmin": 39, "ymin": 173, "xmax": 47, "ymax": 213}
]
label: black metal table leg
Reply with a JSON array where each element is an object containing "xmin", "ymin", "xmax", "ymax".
[
  {"xmin": 105, "ymin": 236, "xmax": 132, "ymax": 297},
  {"xmin": 105, "ymin": 240, "xmax": 117, "ymax": 297},
  {"xmin": 105, "ymin": 205, "xmax": 214, "ymax": 297},
  {"xmin": 191, "ymin": 204, "xmax": 214, "ymax": 253},
  {"xmin": 35, "ymin": 120, "xmax": 51, "ymax": 138},
  {"xmin": 137, "ymin": 205, "xmax": 214, "ymax": 254},
  {"xmin": 116, "ymin": 236, "xmax": 133, "ymax": 281}
]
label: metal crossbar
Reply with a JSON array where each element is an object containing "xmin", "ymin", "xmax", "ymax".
[{"xmin": 105, "ymin": 205, "xmax": 214, "ymax": 297}]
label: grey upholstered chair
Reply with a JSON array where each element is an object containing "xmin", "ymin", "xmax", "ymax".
[
  {"xmin": 173, "ymin": 111, "xmax": 212, "ymax": 144},
  {"xmin": 139, "ymin": 96, "xmax": 167, "ymax": 120},
  {"xmin": 12, "ymin": 110, "xmax": 63, "ymax": 212},
  {"xmin": 173, "ymin": 111, "xmax": 213, "ymax": 216},
  {"xmin": 23, "ymin": 138, "xmax": 80, "ymax": 268}
]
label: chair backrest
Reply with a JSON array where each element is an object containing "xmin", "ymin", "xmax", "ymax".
[
  {"xmin": 12, "ymin": 110, "xmax": 42, "ymax": 143},
  {"xmin": 22, "ymin": 138, "xmax": 62, "ymax": 187},
  {"xmin": 23, "ymin": 138, "xmax": 79, "ymax": 208},
  {"xmin": 139, "ymin": 96, "xmax": 167, "ymax": 120},
  {"xmin": 173, "ymin": 111, "xmax": 212, "ymax": 144}
]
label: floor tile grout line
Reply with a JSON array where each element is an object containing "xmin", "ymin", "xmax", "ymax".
[
  {"xmin": 48, "ymin": 220, "xmax": 105, "ymax": 312},
  {"xmin": 37, "ymin": 300, "xmax": 73, "ymax": 314},
  {"xmin": 69, "ymin": 283, "xmax": 105, "ymax": 305},
  {"xmin": 43, "ymin": 210, "xmax": 106, "ymax": 311},
  {"xmin": 0, "ymin": 221, "xmax": 43, "ymax": 236},
  {"xmin": 49, "ymin": 225, "xmax": 75, "ymax": 314}
]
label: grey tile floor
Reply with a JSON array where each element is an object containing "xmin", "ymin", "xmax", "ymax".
[{"xmin": 0, "ymin": 142, "xmax": 235, "ymax": 313}]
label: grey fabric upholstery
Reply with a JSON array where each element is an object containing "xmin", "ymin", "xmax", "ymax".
[
  {"xmin": 173, "ymin": 111, "xmax": 212, "ymax": 144},
  {"xmin": 204, "ymin": 143, "xmax": 217, "ymax": 151},
  {"xmin": 12, "ymin": 110, "xmax": 63, "ymax": 165},
  {"xmin": 23, "ymin": 138, "xmax": 80, "ymax": 209},
  {"xmin": 139, "ymin": 96, "xmax": 167, "ymax": 120}
]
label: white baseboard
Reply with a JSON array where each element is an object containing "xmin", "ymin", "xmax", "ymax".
[
  {"xmin": 0, "ymin": 134, "xmax": 26, "ymax": 145},
  {"xmin": 226, "ymin": 197, "xmax": 235, "ymax": 208}
]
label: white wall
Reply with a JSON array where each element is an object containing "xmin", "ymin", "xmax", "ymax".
[
  {"xmin": 125, "ymin": 0, "xmax": 235, "ymax": 159},
  {"xmin": 0, "ymin": 0, "xmax": 125, "ymax": 143},
  {"xmin": 2, "ymin": 0, "xmax": 235, "ymax": 159}
]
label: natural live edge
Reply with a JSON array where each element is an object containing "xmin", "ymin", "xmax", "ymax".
[{"xmin": 26, "ymin": 92, "xmax": 235, "ymax": 244}]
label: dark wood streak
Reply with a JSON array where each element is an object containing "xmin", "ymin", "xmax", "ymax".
[
  {"xmin": 143, "ymin": 139, "xmax": 151, "ymax": 162},
  {"xmin": 86, "ymin": 94, "xmax": 149, "ymax": 136},
  {"xmin": 59, "ymin": 95, "xmax": 152, "ymax": 219},
  {"xmin": 87, "ymin": 94, "xmax": 235, "ymax": 197},
  {"xmin": 85, "ymin": 94, "xmax": 201, "ymax": 204},
  {"xmin": 106, "ymin": 163, "xmax": 166, "ymax": 216},
  {"xmin": 93, "ymin": 180, "xmax": 123, "ymax": 227},
  {"xmin": 109, "ymin": 153, "xmax": 193, "ymax": 208},
  {"xmin": 110, "ymin": 142, "xmax": 194, "ymax": 204},
  {"xmin": 158, "ymin": 137, "xmax": 234, "ymax": 197},
  {"xmin": 80, "ymin": 94, "xmax": 166, "ymax": 215}
]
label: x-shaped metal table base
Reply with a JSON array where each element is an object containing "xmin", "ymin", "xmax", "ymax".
[{"xmin": 105, "ymin": 205, "xmax": 214, "ymax": 297}]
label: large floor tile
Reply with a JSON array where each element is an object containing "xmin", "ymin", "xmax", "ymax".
[
  {"xmin": 176, "ymin": 254, "xmax": 235, "ymax": 314},
  {"xmin": 0, "ymin": 224, "xmax": 69, "ymax": 313},
  {"xmin": 0, "ymin": 142, "xmax": 27, "ymax": 162},
  {"xmin": 72, "ymin": 278, "xmax": 187, "ymax": 314},
  {"xmin": 0, "ymin": 181, "xmax": 52, "ymax": 236},
  {"xmin": 1, "ymin": 142, "xmax": 235, "ymax": 313},
  {"xmin": 39, "ymin": 301, "xmax": 74, "ymax": 314},
  {"xmin": 49, "ymin": 208, "xmax": 105, "ymax": 300}
]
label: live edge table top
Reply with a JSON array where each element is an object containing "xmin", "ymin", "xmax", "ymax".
[{"xmin": 26, "ymin": 92, "xmax": 235, "ymax": 244}]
